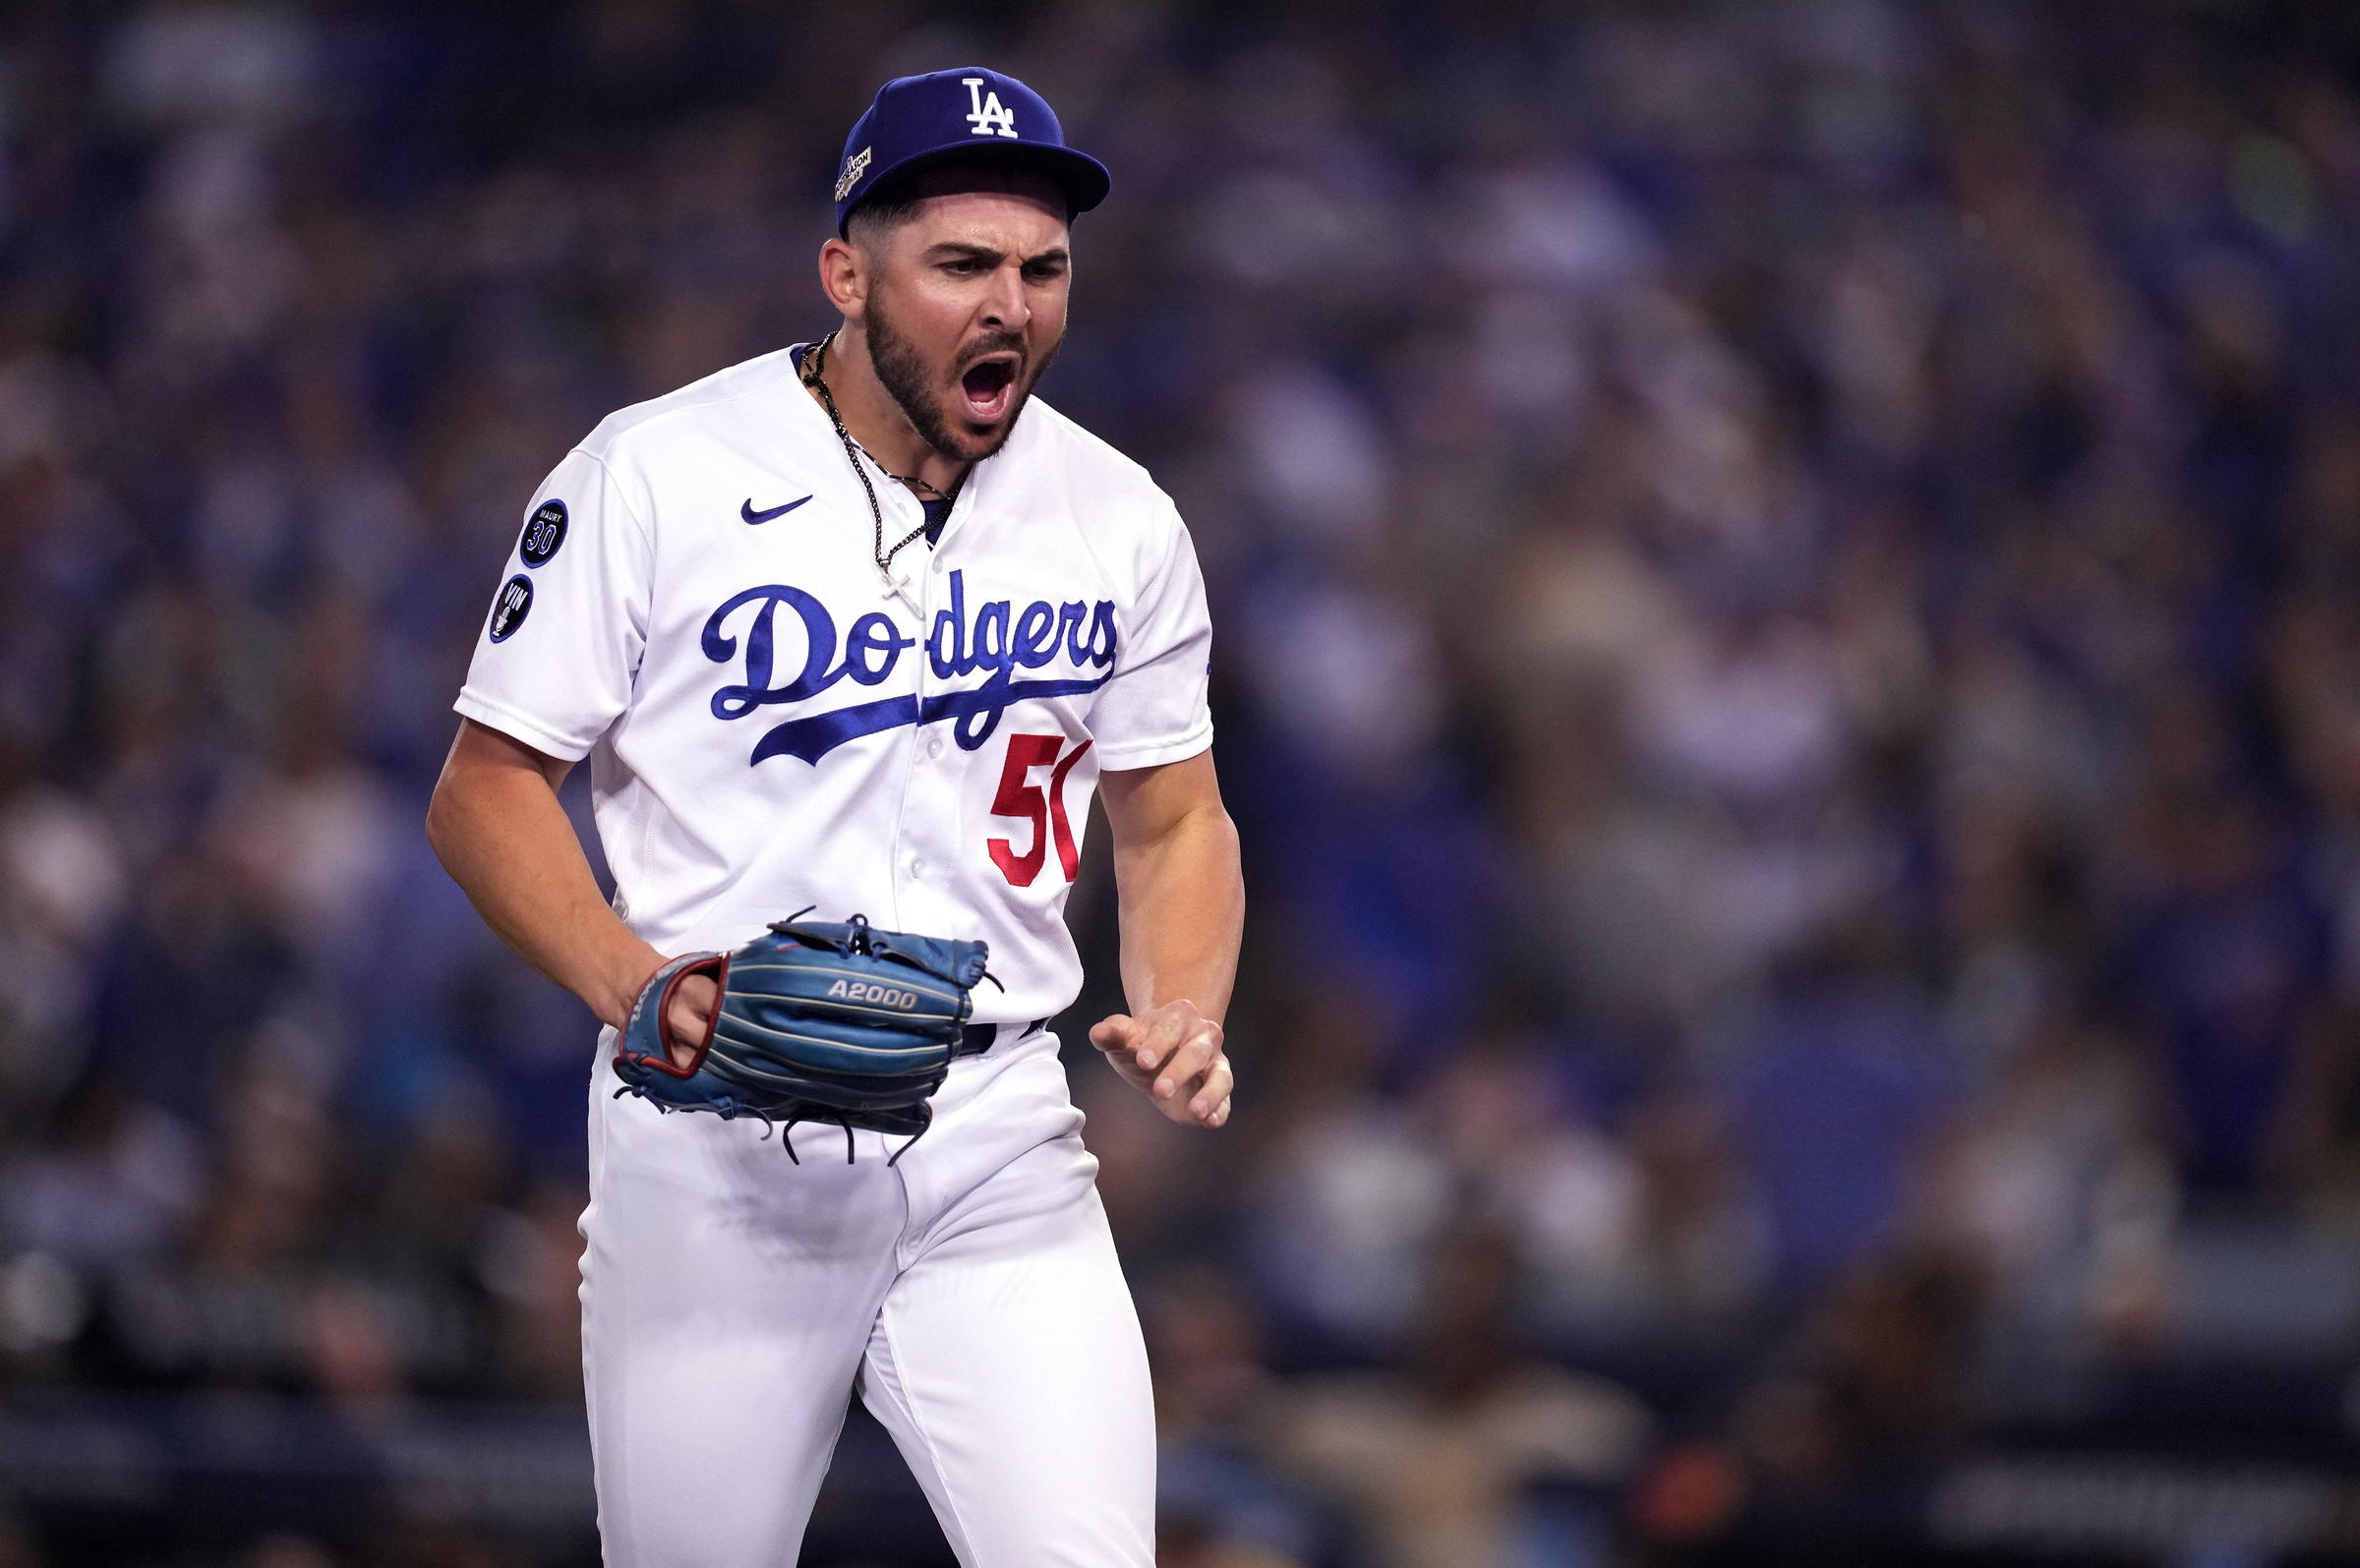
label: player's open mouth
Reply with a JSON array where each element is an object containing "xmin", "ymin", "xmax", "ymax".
[{"xmin": 960, "ymin": 357, "xmax": 1019, "ymax": 421}]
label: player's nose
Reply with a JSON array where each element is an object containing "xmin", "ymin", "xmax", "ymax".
[{"xmin": 977, "ymin": 262, "xmax": 1031, "ymax": 330}]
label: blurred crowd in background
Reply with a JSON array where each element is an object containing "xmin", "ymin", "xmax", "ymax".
[{"xmin": 2, "ymin": 3, "xmax": 2359, "ymax": 1565}]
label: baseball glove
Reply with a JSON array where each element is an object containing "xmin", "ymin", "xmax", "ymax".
[{"xmin": 611, "ymin": 912, "xmax": 991, "ymax": 1161}]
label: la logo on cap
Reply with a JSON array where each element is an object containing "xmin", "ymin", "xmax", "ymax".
[{"xmin": 963, "ymin": 77, "xmax": 1018, "ymax": 139}]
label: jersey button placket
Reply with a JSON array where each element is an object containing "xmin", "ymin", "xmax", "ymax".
[{"xmin": 895, "ymin": 552, "xmax": 940, "ymax": 910}]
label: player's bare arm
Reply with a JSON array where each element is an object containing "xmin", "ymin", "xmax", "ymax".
[
  {"xmin": 1090, "ymin": 748, "xmax": 1244, "ymax": 1129},
  {"xmin": 425, "ymin": 719, "xmax": 712, "ymax": 1060}
]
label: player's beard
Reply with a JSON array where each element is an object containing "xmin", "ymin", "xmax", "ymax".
[{"xmin": 865, "ymin": 290, "xmax": 1058, "ymax": 466}]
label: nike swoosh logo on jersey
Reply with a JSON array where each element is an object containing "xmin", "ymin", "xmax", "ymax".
[{"xmin": 741, "ymin": 495, "xmax": 812, "ymax": 524}]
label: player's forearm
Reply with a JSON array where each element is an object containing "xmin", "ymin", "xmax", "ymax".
[
  {"xmin": 1111, "ymin": 801, "xmax": 1243, "ymax": 1024},
  {"xmin": 426, "ymin": 731, "xmax": 661, "ymax": 1030}
]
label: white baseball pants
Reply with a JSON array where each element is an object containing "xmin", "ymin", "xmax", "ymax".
[{"xmin": 579, "ymin": 1028, "xmax": 1155, "ymax": 1567}]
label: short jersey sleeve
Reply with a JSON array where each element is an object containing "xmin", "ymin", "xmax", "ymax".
[
  {"xmin": 453, "ymin": 448, "xmax": 653, "ymax": 762},
  {"xmin": 1088, "ymin": 503, "xmax": 1214, "ymax": 770}
]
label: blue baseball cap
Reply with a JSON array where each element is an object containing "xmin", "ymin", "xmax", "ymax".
[{"xmin": 832, "ymin": 67, "xmax": 1111, "ymax": 235}]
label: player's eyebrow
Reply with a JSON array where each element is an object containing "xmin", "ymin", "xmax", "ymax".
[{"xmin": 924, "ymin": 241, "xmax": 1070, "ymax": 270}]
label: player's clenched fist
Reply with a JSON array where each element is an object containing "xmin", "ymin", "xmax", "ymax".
[{"xmin": 1091, "ymin": 999, "xmax": 1232, "ymax": 1128}]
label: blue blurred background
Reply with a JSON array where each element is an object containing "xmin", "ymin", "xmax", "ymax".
[{"xmin": 5, "ymin": 3, "xmax": 2360, "ymax": 1565}]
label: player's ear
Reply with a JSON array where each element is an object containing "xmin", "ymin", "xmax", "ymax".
[{"xmin": 817, "ymin": 236, "xmax": 867, "ymax": 319}]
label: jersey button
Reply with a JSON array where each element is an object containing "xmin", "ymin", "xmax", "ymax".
[
  {"xmin": 927, "ymin": 737, "xmax": 944, "ymax": 760},
  {"xmin": 911, "ymin": 856, "xmax": 927, "ymax": 878}
]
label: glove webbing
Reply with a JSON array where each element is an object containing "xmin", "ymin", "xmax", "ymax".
[{"xmin": 721, "ymin": 1016, "xmax": 1049, "ymax": 1167}]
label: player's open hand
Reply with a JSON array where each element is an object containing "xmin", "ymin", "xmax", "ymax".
[{"xmin": 1090, "ymin": 1000, "xmax": 1231, "ymax": 1129}]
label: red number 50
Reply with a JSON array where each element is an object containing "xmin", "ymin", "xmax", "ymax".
[{"xmin": 987, "ymin": 733, "xmax": 1093, "ymax": 887}]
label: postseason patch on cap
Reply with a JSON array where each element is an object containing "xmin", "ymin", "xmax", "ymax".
[
  {"xmin": 488, "ymin": 573, "xmax": 534, "ymax": 643},
  {"xmin": 835, "ymin": 146, "xmax": 871, "ymax": 203},
  {"xmin": 519, "ymin": 499, "xmax": 567, "ymax": 567}
]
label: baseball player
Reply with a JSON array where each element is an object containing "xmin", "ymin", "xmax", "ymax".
[{"xmin": 424, "ymin": 67, "xmax": 1242, "ymax": 1567}]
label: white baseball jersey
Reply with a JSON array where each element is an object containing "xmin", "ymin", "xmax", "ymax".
[
  {"xmin": 454, "ymin": 344, "xmax": 1206, "ymax": 1567},
  {"xmin": 453, "ymin": 342, "xmax": 1213, "ymax": 1025}
]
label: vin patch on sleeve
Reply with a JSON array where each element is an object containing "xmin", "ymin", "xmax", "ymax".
[{"xmin": 488, "ymin": 574, "xmax": 535, "ymax": 642}]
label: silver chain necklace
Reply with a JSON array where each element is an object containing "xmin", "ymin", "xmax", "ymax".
[{"xmin": 799, "ymin": 331, "xmax": 951, "ymax": 611}]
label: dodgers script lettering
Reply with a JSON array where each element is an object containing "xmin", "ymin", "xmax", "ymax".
[{"xmin": 701, "ymin": 570, "xmax": 1116, "ymax": 765}]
